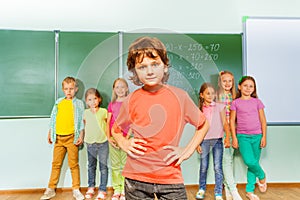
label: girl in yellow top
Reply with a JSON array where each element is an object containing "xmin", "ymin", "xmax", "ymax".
[{"xmin": 84, "ymin": 88, "xmax": 108, "ymax": 200}]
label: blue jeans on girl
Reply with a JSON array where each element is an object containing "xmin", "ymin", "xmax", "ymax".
[
  {"xmin": 86, "ymin": 141, "xmax": 109, "ymax": 192},
  {"xmin": 198, "ymin": 138, "xmax": 224, "ymax": 195}
]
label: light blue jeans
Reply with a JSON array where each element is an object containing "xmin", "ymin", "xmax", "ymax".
[
  {"xmin": 223, "ymin": 137, "xmax": 238, "ymax": 193},
  {"xmin": 237, "ymin": 134, "xmax": 265, "ymax": 193},
  {"xmin": 86, "ymin": 141, "xmax": 109, "ymax": 192},
  {"xmin": 199, "ymin": 138, "xmax": 224, "ymax": 195}
]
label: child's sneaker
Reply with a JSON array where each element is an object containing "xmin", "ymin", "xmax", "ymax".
[
  {"xmin": 95, "ymin": 191, "xmax": 107, "ymax": 200},
  {"xmin": 73, "ymin": 189, "xmax": 84, "ymax": 200},
  {"xmin": 231, "ymin": 190, "xmax": 243, "ymax": 200},
  {"xmin": 225, "ymin": 188, "xmax": 233, "ymax": 200},
  {"xmin": 215, "ymin": 194, "xmax": 224, "ymax": 200},
  {"xmin": 111, "ymin": 193, "xmax": 120, "ymax": 200},
  {"xmin": 195, "ymin": 189, "xmax": 205, "ymax": 199},
  {"xmin": 85, "ymin": 187, "xmax": 95, "ymax": 199},
  {"xmin": 40, "ymin": 188, "xmax": 56, "ymax": 200},
  {"xmin": 119, "ymin": 192, "xmax": 125, "ymax": 200}
]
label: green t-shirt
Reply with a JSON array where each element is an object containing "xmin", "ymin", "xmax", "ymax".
[{"xmin": 84, "ymin": 108, "xmax": 108, "ymax": 144}]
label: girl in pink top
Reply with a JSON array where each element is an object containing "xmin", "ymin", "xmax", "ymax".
[
  {"xmin": 230, "ymin": 76, "xmax": 267, "ymax": 200},
  {"xmin": 106, "ymin": 78, "xmax": 129, "ymax": 200},
  {"xmin": 196, "ymin": 83, "xmax": 230, "ymax": 200}
]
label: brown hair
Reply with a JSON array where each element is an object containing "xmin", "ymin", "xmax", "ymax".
[
  {"xmin": 85, "ymin": 88, "xmax": 103, "ymax": 107},
  {"xmin": 198, "ymin": 82, "xmax": 215, "ymax": 112},
  {"xmin": 217, "ymin": 71, "xmax": 236, "ymax": 99},
  {"xmin": 111, "ymin": 78, "xmax": 129, "ymax": 102},
  {"xmin": 126, "ymin": 36, "xmax": 170, "ymax": 86},
  {"xmin": 236, "ymin": 76, "xmax": 258, "ymax": 98}
]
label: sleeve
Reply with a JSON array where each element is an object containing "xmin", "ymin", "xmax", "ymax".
[
  {"xmin": 183, "ymin": 92, "xmax": 206, "ymax": 130},
  {"xmin": 230, "ymin": 100, "xmax": 237, "ymax": 111},
  {"xmin": 78, "ymin": 100, "xmax": 85, "ymax": 131},
  {"xmin": 217, "ymin": 103, "xmax": 226, "ymax": 112},
  {"xmin": 257, "ymin": 99, "xmax": 265, "ymax": 109}
]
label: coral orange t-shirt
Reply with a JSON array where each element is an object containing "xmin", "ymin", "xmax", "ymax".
[{"xmin": 113, "ymin": 85, "xmax": 206, "ymax": 184}]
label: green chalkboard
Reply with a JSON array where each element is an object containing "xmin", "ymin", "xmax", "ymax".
[
  {"xmin": 0, "ymin": 30, "xmax": 242, "ymax": 117},
  {"xmin": 58, "ymin": 32, "xmax": 119, "ymax": 108},
  {"xmin": 122, "ymin": 33, "xmax": 242, "ymax": 103},
  {"xmin": 0, "ymin": 30, "xmax": 55, "ymax": 117}
]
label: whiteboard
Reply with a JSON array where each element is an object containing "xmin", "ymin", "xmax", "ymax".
[{"xmin": 244, "ymin": 17, "xmax": 300, "ymax": 124}]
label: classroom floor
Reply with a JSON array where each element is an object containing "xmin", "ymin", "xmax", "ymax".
[{"xmin": 0, "ymin": 184, "xmax": 299, "ymax": 200}]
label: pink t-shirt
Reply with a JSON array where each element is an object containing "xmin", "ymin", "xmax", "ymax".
[
  {"xmin": 202, "ymin": 102, "xmax": 225, "ymax": 140},
  {"xmin": 113, "ymin": 85, "xmax": 206, "ymax": 184},
  {"xmin": 107, "ymin": 101, "xmax": 128, "ymax": 137},
  {"xmin": 230, "ymin": 97, "xmax": 265, "ymax": 134}
]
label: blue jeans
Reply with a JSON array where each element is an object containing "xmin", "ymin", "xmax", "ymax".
[
  {"xmin": 199, "ymin": 138, "xmax": 224, "ymax": 195},
  {"xmin": 125, "ymin": 178, "xmax": 187, "ymax": 200},
  {"xmin": 86, "ymin": 141, "xmax": 109, "ymax": 191}
]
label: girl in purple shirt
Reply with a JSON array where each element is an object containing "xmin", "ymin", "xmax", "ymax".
[{"xmin": 230, "ymin": 76, "xmax": 267, "ymax": 200}]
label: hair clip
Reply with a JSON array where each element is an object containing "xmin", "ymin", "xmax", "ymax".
[{"xmin": 238, "ymin": 76, "xmax": 248, "ymax": 84}]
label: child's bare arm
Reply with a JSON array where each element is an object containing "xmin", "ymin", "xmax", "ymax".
[
  {"xmin": 221, "ymin": 108, "xmax": 231, "ymax": 148},
  {"xmin": 75, "ymin": 130, "xmax": 84, "ymax": 146},
  {"xmin": 47, "ymin": 130, "xmax": 52, "ymax": 144},
  {"xmin": 259, "ymin": 109, "xmax": 267, "ymax": 148},
  {"xmin": 230, "ymin": 110, "xmax": 238, "ymax": 149},
  {"xmin": 163, "ymin": 119, "xmax": 209, "ymax": 166}
]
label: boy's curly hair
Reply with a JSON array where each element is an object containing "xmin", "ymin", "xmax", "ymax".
[{"xmin": 126, "ymin": 36, "xmax": 170, "ymax": 86}]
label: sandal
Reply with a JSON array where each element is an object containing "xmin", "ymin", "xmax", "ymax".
[
  {"xmin": 85, "ymin": 187, "xmax": 95, "ymax": 199},
  {"xmin": 246, "ymin": 193, "xmax": 260, "ymax": 200},
  {"xmin": 257, "ymin": 179, "xmax": 267, "ymax": 193}
]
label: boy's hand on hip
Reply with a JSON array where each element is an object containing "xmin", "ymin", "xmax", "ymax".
[
  {"xmin": 121, "ymin": 138, "xmax": 147, "ymax": 158},
  {"xmin": 163, "ymin": 146, "xmax": 191, "ymax": 166}
]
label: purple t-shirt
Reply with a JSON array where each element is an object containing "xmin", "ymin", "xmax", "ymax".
[
  {"xmin": 230, "ymin": 97, "xmax": 265, "ymax": 134},
  {"xmin": 108, "ymin": 101, "xmax": 128, "ymax": 137}
]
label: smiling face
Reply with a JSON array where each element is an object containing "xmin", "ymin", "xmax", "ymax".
[
  {"xmin": 238, "ymin": 79, "xmax": 255, "ymax": 98},
  {"xmin": 135, "ymin": 55, "xmax": 168, "ymax": 92},
  {"xmin": 114, "ymin": 79, "xmax": 128, "ymax": 99},
  {"xmin": 85, "ymin": 93, "xmax": 101, "ymax": 109},
  {"xmin": 200, "ymin": 86, "xmax": 216, "ymax": 105},
  {"xmin": 62, "ymin": 81, "xmax": 77, "ymax": 100},
  {"xmin": 220, "ymin": 73, "xmax": 234, "ymax": 93}
]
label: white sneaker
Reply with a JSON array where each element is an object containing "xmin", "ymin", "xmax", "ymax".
[
  {"xmin": 231, "ymin": 190, "xmax": 243, "ymax": 200},
  {"xmin": 215, "ymin": 196, "xmax": 224, "ymax": 200},
  {"xmin": 73, "ymin": 189, "xmax": 85, "ymax": 200},
  {"xmin": 225, "ymin": 188, "xmax": 233, "ymax": 200},
  {"xmin": 196, "ymin": 189, "xmax": 205, "ymax": 199},
  {"xmin": 40, "ymin": 188, "xmax": 56, "ymax": 200}
]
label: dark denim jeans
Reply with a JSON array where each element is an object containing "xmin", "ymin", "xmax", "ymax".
[
  {"xmin": 125, "ymin": 178, "xmax": 187, "ymax": 200},
  {"xmin": 86, "ymin": 141, "xmax": 109, "ymax": 191},
  {"xmin": 198, "ymin": 138, "xmax": 224, "ymax": 195}
]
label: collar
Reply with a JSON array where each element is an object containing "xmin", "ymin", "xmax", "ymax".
[{"xmin": 203, "ymin": 102, "xmax": 216, "ymax": 108}]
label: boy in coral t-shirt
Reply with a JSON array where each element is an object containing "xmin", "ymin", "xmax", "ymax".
[{"xmin": 112, "ymin": 36, "xmax": 209, "ymax": 200}]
